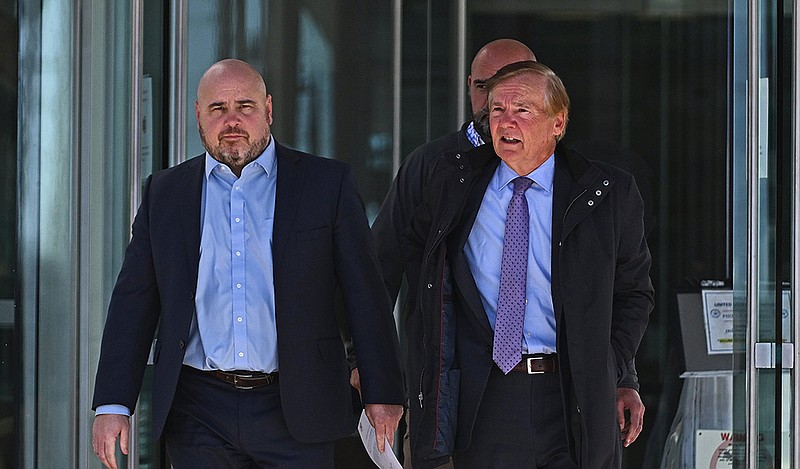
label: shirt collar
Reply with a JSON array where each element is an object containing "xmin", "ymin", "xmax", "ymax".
[
  {"xmin": 204, "ymin": 135, "xmax": 277, "ymax": 180},
  {"xmin": 465, "ymin": 121, "xmax": 485, "ymax": 147},
  {"xmin": 493, "ymin": 153, "xmax": 555, "ymax": 194}
]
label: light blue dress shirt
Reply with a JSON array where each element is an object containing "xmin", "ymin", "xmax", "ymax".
[
  {"xmin": 97, "ymin": 141, "xmax": 278, "ymax": 417},
  {"xmin": 183, "ymin": 140, "xmax": 279, "ymax": 373},
  {"xmin": 464, "ymin": 155, "xmax": 557, "ymax": 354}
]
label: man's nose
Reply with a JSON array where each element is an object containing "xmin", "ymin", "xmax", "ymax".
[
  {"xmin": 497, "ymin": 111, "xmax": 515, "ymax": 127},
  {"xmin": 223, "ymin": 111, "xmax": 242, "ymax": 127}
]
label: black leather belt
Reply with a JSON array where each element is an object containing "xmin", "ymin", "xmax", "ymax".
[
  {"xmin": 510, "ymin": 354, "xmax": 558, "ymax": 374},
  {"xmin": 187, "ymin": 366, "xmax": 279, "ymax": 389}
]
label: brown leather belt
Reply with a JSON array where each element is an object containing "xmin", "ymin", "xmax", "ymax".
[
  {"xmin": 188, "ymin": 367, "xmax": 279, "ymax": 389},
  {"xmin": 510, "ymin": 354, "xmax": 558, "ymax": 374}
]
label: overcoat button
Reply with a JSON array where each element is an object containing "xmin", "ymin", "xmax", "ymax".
[
  {"xmin": 595, "ymin": 190, "xmax": 602, "ymax": 196},
  {"xmin": 587, "ymin": 200, "xmax": 594, "ymax": 206},
  {"xmin": 603, "ymin": 180, "xmax": 609, "ymax": 186},
  {"xmin": 427, "ymin": 283, "xmax": 433, "ymax": 289},
  {"xmin": 459, "ymin": 177, "xmax": 465, "ymax": 183},
  {"xmin": 455, "ymin": 153, "xmax": 461, "ymax": 159}
]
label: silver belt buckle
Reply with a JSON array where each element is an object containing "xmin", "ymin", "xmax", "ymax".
[
  {"xmin": 232, "ymin": 374, "xmax": 255, "ymax": 390},
  {"xmin": 526, "ymin": 357, "xmax": 545, "ymax": 374}
]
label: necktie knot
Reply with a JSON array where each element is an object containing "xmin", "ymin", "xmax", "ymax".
[{"xmin": 513, "ymin": 177, "xmax": 533, "ymax": 195}]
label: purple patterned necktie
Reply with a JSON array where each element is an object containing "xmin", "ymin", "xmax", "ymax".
[{"xmin": 493, "ymin": 176, "xmax": 533, "ymax": 374}]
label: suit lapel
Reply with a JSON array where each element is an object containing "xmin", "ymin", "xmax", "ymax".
[
  {"xmin": 450, "ymin": 146, "xmax": 498, "ymax": 336},
  {"xmin": 272, "ymin": 143, "xmax": 304, "ymax": 270},
  {"xmin": 179, "ymin": 156, "xmax": 205, "ymax": 281}
]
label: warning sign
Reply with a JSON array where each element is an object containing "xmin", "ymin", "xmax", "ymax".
[{"xmin": 696, "ymin": 430, "xmax": 774, "ymax": 469}]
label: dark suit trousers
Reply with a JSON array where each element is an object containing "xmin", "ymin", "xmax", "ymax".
[
  {"xmin": 452, "ymin": 366, "xmax": 577, "ymax": 469},
  {"xmin": 162, "ymin": 366, "xmax": 334, "ymax": 469}
]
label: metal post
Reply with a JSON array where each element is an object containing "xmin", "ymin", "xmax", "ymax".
[
  {"xmin": 455, "ymin": 0, "xmax": 467, "ymax": 130},
  {"xmin": 128, "ymin": 0, "xmax": 143, "ymax": 467},
  {"xmin": 169, "ymin": 0, "xmax": 188, "ymax": 167},
  {"xmin": 793, "ymin": 1, "xmax": 800, "ymax": 466},
  {"xmin": 391, "ymin": 0, "xmax": 402, "ymax": 176},
  {"xmin": 746, "ymin": 0, "xmax": 760, "ymax": 467}
]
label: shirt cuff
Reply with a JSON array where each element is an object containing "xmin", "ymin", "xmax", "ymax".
[{"xmin": 95, "ymin": 404, "xmax": 131, "ymax": 417}]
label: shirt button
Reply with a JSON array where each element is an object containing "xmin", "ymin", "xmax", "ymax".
[
  {"xmin": 236, "ymin": 283, "xmax": 242, "ymax": 289},
  {"xmin": 237, "ymin": 316, "xmax": 243, "ymax": 322},
  {"xmin": 238, "ymin": 352, "xmax": 244, "ymax": 357},
  {"xmin": 235, "ymin": 217, "xmax": 241, "ymax": 223},
  {"xmin": 235, "ymin": 251, "xmax": 241, "ymax": 256}
]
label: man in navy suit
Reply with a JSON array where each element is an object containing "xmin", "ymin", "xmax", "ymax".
[{"xmin": 91, "ymin": 59, "xmax": 404, "ymax": 469}]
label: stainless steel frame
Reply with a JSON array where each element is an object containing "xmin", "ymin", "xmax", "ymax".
[
  {"xmin": 746, "ymin": 0, "xmax": 759, "ymax": 466},
  {"xmin": 456, "ymin": 0, "xmax": 467, "ymax": 132},
  {"xmin": 169, "ymin": 0, "xmax": 189, "ymax": 167},
  {"xmin": 793, "ymin": 1, "xmax": 800, "ymax": 466},
  {"xmin": 128, "ymin": 2, "xmax": 144, "ymax": 467},
  {"xmin": 392, "ymin": 0, "xmax": 403, "ymax": 175}
]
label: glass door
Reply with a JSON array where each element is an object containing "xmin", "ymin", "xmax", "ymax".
[{"xmin": 732, "ymin": 0, "xmax": 798, "ymax": 467}]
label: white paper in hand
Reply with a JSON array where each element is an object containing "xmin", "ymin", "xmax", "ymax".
[{"xmin": 357, "ymin": 409, "xmax": 403, "ymax": 469}]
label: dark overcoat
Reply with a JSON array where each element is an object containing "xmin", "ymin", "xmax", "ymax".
[{"xmin": 402, "ymin": 141, "xmax": 653, "ymax": 468}]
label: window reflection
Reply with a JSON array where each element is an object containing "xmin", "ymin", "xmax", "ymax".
[{"xmin": 0, "ymin": 1, "xmax": 16, "ymax": 468}]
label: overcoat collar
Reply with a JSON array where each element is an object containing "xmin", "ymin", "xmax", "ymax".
[{"xmin": 449, "ymin": 141, "xmax": 615, "ymax": 335}]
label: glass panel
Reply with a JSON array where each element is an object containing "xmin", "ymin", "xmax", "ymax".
[
  {"xmin": 185, "ymin": 0, "xmax": 395, "ymax": 221},
  {"xmin": 138, "ymin": 1, "xmax": 168, "ymax": 466},
  {"xmin": 400, "ymin": 0, "xmax": 462, "ymax": 156},
  {"xmin": 747, "ymin": 0, "xmax": 795, "ymax": 466},
  {"xmin": 0, "ymin": 2, "xmax": 17, "ymax": 468}
]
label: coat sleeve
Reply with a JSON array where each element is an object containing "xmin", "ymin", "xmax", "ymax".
[
  {"xmin": 92, "ymin": 175, "xmax": 161, "ymax": 411},
  {"xmin": 371, "ymin": 145, "xmax": 436, "ymax": 304},
  {"xmin": 610, "ymin": 174, "xmax": 654, "ymax": 380},
  {"xmin": 333, "ymin": 165, "xmax": 405, "ymax": 405}
]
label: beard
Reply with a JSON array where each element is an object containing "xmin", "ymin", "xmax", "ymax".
[
  {"xmin": 199, "ymin": 125, "xmax": 270, "ymax": 170},
  {"xmin": 473, "ymin": 107, "xmax": 491, "ymax": 142}
]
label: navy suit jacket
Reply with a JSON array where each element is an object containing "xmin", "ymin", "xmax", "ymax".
[{"xmin": 92, "ymin": 142, "xmax": 404, "ymax": 443}]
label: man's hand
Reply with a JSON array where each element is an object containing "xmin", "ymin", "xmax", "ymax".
[
  {"xmin": 364, "ymin": 403, "xmax": 404, "ymax": 453},
  {"xmin": 92, "ymin": 414, "xmax": 130, "ymax": 469},
  {"xmin": 350, "ymin": 367, "xmax": 362, "ymax": 399},
  {"xmin": 616, "ymin": 387, "xmax": 645, "ymax": 447}
]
